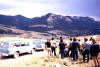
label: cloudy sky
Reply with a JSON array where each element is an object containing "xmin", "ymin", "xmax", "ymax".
[{"xmin": 0, "ymin": 0, "xmax": 100, "ymax": 20}]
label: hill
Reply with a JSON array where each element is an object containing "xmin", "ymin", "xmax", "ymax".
[{"xmin": 0, "ymin": 13, "xmax": 100, "ymax": 38}]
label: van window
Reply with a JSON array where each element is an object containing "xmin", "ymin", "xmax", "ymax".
[
  {"xmin": 21, "ymin": 43, "xmax": 25, "ymax": 46},
  {"xmin": 14, "ymin": 43, "xmax": 20, "ymax": 47},
  {"xmin": 42, "ymin": 41, "xmax": 45, "ymax": 44},
  {"xmin": 0, "ymin": 42, "xmax": 9, "ymax": 48},
  {"xmin": 33, "ymin": 41, "xmax": 41, "ymax": 44},
  {"xmin": 21, "ymin": 42, "xmax": 29, "ymax": 46},
  {"xmin": 10, "ymin": 43, "xmax": 20, "ymax": 48},
  {"xmin": 24, "ymin": 42, "xmax": 29, "ymax": 46}
]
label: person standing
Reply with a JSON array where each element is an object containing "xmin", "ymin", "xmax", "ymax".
[
  {"xmin": 64, "ymin": 44, "xmax": 69, "ymax": 57},
  {"xmin": 82, "ymin": 38, "xmax": 91, "ymax": 63},
  {"xmin": 91, "ymin": 39, "xmax": 100, "ymax": 67},
  {"xmin": 45, "ymin": 39, "xmax": 52, "ymax": 59},
  {"xmin": 68, "ymin": 38, "xmax": 73, "ymax": 57},
  {"xmin": 89, "ymin": 37, "xmax": 93, "ymax": 59},
  {"xmin": 78, "ymin": 39, "xmax": 83, "ymax": 55},
  {"xmin": 71, "ymin": 38, "xmax": 80, "ymax": 61},
  {"xmin": 51, "ymin": 37, "xmax": 57, "ymax": 58},
  {"xmin": 59, "ymin": 39, "xmax": 66, "ymax": 59}
]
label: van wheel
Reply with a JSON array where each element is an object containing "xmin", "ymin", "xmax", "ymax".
[
  {"xmin": 42, "ymin": 49, "xmax": 44, "ymax": 51},
  {"xmin": 13, "ymin": 52, "xmax": 19, "ymax": 58},
  {"xmin": 31, "ymin": 49, "xmax": 34, "ymax": 54},
  {"xmin": 0, "ymin": 54, "xmax": 2, "ymax": 59}
]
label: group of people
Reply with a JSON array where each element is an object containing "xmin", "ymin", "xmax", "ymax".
[{"xmin": 45, "ymin": 37, "xmax": 100, "ymax": 67}]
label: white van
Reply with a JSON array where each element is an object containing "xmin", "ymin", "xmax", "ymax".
[{"xmin": 0, "ymin": 40, "xmax": 34, "ymax": 58}]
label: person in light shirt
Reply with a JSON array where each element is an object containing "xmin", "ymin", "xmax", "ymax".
[
  {"xmin": 82, "ymin": 38, "xmax": 91, "ymax": 63},
  {"xmin": 77, "ymin": 39, "xmax": 83, "ymax": 55},
  {"xmin": 67, "ymin": 38, "xmax": 73, "ymax": 57},
  {"xmin": 51, "ymin": 37, "xmax": 57, "ymax": 58}
]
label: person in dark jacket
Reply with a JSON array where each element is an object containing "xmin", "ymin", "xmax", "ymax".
[
  {"xmin": 71, "ymin": 38, "xmax": 80, "ymax": 61},
  {"xmin": 89, "ymin": 37, "xmax": 93, "ymax": 59},
  {"xmin": 91, "ymin": 39, "xmax": 100, "ymax": 67},
  {"xmin": 59, "ymin": 39, "xmax": 66, "ymax": 59}
]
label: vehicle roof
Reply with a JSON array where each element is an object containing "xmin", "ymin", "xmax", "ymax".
[
  {"xmin": 1, "ymin": 40, "xmax": 29, "ymax": 44},
  {"xmin": 33, "ymin": 39, "xmax": 46, "ymax": 42}
]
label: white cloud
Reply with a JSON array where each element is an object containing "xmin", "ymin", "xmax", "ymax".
[
  {"xmin": 0, "ymin": 0, "xmax": 99, "ymax": 20},
  {"xmin": 90, "ymin": 16, "xmax": 100, "ymax": 21},
  {"xmin": 0, "ymin": 6, "xmax": 47, "ymax": 18},
  {"xmin": 0, "ymin": 0, "xmax": 76, "ymax": 18},
  {"xmin": 0, "ymin": 0, "xmax": 62, "ymax": 18}
]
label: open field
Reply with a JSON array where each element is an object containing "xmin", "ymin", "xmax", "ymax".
[
  {"xmin": 0, "ymin": 37, "xmax": 33, "ymax": 42},
  {"xmin": 0, "ymin": 51, "xmax": 99, "ymax": 67},
  {"xmin": 0, "ymin": 35, "xmax": 100, "ymax": 67}
]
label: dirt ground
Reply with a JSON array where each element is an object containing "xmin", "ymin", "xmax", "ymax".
[{"xmin": 0, "ymin": 50, "xmax": 100, "ymax": 67}]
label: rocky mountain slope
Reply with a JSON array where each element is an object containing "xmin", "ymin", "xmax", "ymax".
[{"xmin": 0, "ymin": 13, "xmax": 100, "ymax": 37}]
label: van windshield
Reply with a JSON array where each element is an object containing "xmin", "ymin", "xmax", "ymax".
[
  {"xmin": 33, "ymin": 41, "xmax": 41, "ymax": 45},
  {"xmin": 0, "ymin": 42, "xmax": 9, "ymax": 48}
]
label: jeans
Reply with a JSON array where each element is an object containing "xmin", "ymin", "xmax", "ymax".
[
  {"xmin": 83, "ymin": 49, "xmax": 89, "ymax": 62},
  {"xmin": 90, "ymin": 50, "xmax": 93, "ymax": 59},
  {"xmin": 68, "ymin": 48, "xmax": 71, "ymax": 57},
  {"xmin": 72, "ymin": 51, "xmax": 78, "ymax": 60},
  {"xmin": 51, "ymin": 46, "xmax": 56, "ymax": 56},
  {"xmin": 60, "ymin": 50, "xmax": 64, "ymax": 59},
  {"xmin": 79, "ymin": 49, "xmax": 83, "ymax": 55},
  {"xmin": 64, "ymin": 50, "xmax": 69, "ymax": 57}
]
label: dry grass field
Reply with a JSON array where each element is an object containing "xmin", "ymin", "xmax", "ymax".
[
  {"xmin": 0, "ymin": 35, "xmax": 100, "ymax": 67},
  {"xmin": 0, "ymin": 53, "xmax": 97, "ymax": 67}
]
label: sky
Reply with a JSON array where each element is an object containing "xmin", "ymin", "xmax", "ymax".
[{"xmin": 0, "ymin": 0, "xmax": 100, "ymax": 20}]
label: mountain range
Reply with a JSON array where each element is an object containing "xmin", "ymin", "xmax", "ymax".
[{"xmin": 0, "ymin": 13, "xmax": 100, "ymax": 38}]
